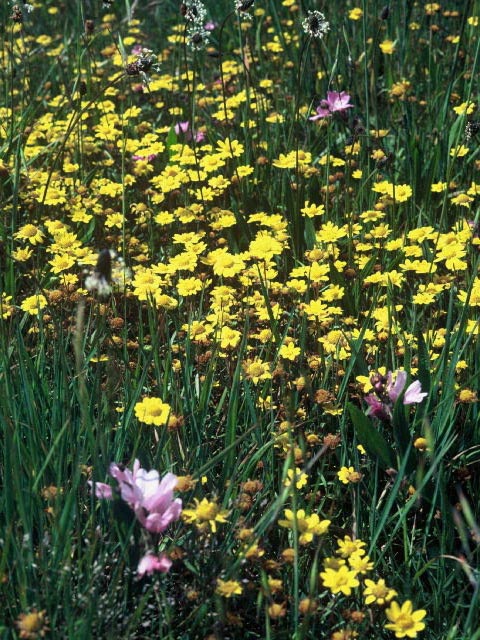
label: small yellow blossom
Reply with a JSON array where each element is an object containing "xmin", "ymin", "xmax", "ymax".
[
  {"xmin": 15, "ymin": 224, "xmax": 45, "ymax": 245},
  {"xmin": 21, "ymin": 294, "xmax": 47, "ymax": 316},
  {"xmin": 284, "ymin": 467, "xmax": 308, "ymax": 489},
  {"xmin": 216, "ymin": 579, "xmax": 243, "ymax": 597},
  {"xmin": 182, "ymin": 497, "xmax": 229, "ymax": 533},
  {"xmin": 320, "ymin": 565, "xmax": 360, "ymax": 596},
  {"xmin": 337, "ymin": 466, "xmax": 363, "ymax": 484},
  {"xmin": 348, "ymin": 8, "xmax": 363, "ymax": 20},
  {"xmin": 453, "ymin": 101, "xmax": 476, "ymax": 116},
  {"xmin": 134, "ymin": 397, "xmax": 171, "ymax": 426},
  {"xmin": 379, "ymin": 39, "xmax": 396, "ymax": 54},
  {"xmin": 385, "ymin": 600, "xmax": 427, "ymax": 638},
  {"xmin": 450, "ymin": 145, "xmax": 469, "ymax": 158},
  {"xmin": 363, "ymin": 578, "xmax": 398, "ymax": 605}
]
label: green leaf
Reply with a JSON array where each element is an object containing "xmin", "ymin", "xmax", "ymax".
[
  {"xmin": 392, "ymin": 399, "xmax": 416, "ymax": 474},
  {"xmin": 348, "ymin": 402, "xmax": 395, "ymax": 469},
  {"xmin": 416, "ymin": 330, "xmax": 431, "ymax": 396},
  {"xmin": 166, "ymin": 126, "xmax": 178, "ymax": 159}
]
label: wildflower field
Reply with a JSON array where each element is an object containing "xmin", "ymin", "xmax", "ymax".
[{"xmin": 1, "ymin": 0, "xmax": 480, "ymax": 638}]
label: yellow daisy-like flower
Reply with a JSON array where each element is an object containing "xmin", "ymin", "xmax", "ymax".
[
  {"xmin": 242, "ymin": 358, "xmax": 272, "ymax": 384},
  {"xmin": 48, "ymin": 254, "xmax": 75, "ymax": 274},
  {"xmin": 15, "ymin": 224, "xmax": 45, "ymax": 245},
  {"xmin": 431, "ymin": 181, "xmax": 447, "ymax": 192},
  {"xmin": 379, "ymin": 39, "xmax": 396, "ymax": 54},
  {"xmin": 15, "ymin": 609, "xmax": 49, "ymax": 639},
  {"xmin": 336, "ymin": 535, "xmax": 366, "ymax": 558},
  {"xmin": 348, "ymin": 7, "xmax": 363, "ymax": 20},
  {"xmin": 363, "ymin": 578, "xmax": 398, "ymax": 606},
  {"xmin": 320, "ymin": 565, "xmax": 360, "ymax": 596},
  {"xmin": 279, "ymin": 509, "xmax": 330, "ymax": 545},
  {"xmin": 182, "ymin": 497, "xmax": 230, "ymax": 533},
  {"xmin": 21, "ymin": 294, "xmax": 47, "ymax": 316},
  {"xmin": 134, "ymin": 397, "xmax": 171, "ymax": 426},
  {"xmin": 453, "ymin": 101, "xmax": 476, "ymax": 115},
  {"xmin": 450, "ymin": 145, "xmax": 469, "ymax": 158},
  {"xmin": 12, "ymin": 247, "xmax": 34, "ymax": 262},
  {"xmin": 337, "ymin": 466, "xmax": 363, "ymax": 484},
  {"xmin": 216, "ymin": 578, "xmax": 243, "ymax": 597},
  {"xmin": 385, "ymin": 600, "xmax": 427, "ymax": 638},
  {"xmin": 284, "ymin": 467, "xmax": 308, "ymax": 489}
]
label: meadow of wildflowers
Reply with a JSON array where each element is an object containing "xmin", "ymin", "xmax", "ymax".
[{"xmin": 0, "ymin": 0, "xmax": 479, "ymax": 638}]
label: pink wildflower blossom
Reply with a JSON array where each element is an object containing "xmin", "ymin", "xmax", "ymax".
[
  {"xmin": 403, "ymin": 380, "xmax": 428, "ymax": 405},
  {"xmin": 309, "ymin": 91, "xmax": 353, "ymax": 120},
  {"xmin": 137, "ymin": 553, "xmax": 172, "ymax": 577},
  {"xmin": 132, "ymin": 153, "xmax": 157, "ymax": 162},
  {"xmin": 364, "ymin": 370, "xmax": 427, "ymax": 420},
  {"xmin": 90, "ymin": 460, "xmax": 182, "ymax": 533},
  {"xmin": 89, "ymin": 482, "xmax": 113, "ymax": 499},
  {"xmin": 174, "ymin": 121, "xmax": 205, "ymax": 142}
]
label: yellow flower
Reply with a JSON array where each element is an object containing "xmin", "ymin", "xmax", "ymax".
[
  {"xmin": 320, "ymin": 565, "xmax": 360, "ymax": 596},
  {"xmin": 450, "ymin": 145, "xmax": 469, "ymax": 158},
  {"xmin": 379, "ymin": 39, "xmax": 396, "ymax": 54},
  {"xmin": 458, "ymin": 389, "xmax": 477, "ymax": 403},
  {"xmin": 348, "ymin": 7, "xmax": 363, "ymax": 20},
  {"xmin": 385, "ymin": 600, "xmax": 427, "ymax": 638},
  {"xmin": 348, "ymin": 552, "xmax": 373, "ymax": 574},
  {"xmin": 242, "ymin": 358, "xmax": 272, "ymax": 384},
  {"xmin": 134, "ymin": 397, "xmax": 171, "ymax": 426},
  {"xmin": 216, "ymin": 579, "xmax": 243, "ymax": 597},
  {"xmin": 219, "ymin": 326, "xmax": 241, "ymax": 350},
  {"xmin": 279, "ymin": 509, "xmax": 330, "ymax": 545},
  {"xmin": 279, "ymin": 341, "xmax": 301, "ymax": 361},
  {"xmin": 363, "ymin": 578, "xmax": 397, "ymax": 605},
  {"xmin": 268, "ymin": 602, "xmax": 287, "ymax": 618},
  {"xmin": 12, "ymin": 247, "xmax": 34, "ymax": 262},
  {"xmin": 337, "ymin": 466, "xmax": 363, "ymax": 484},
  {"xmin": 336, "ymin": 535, "xmax": 366, "ymax": 558},
  {"xmin": 301, "ymin": 201, "xmax": 325, "ymax": 218},
  {"xmin": 21, "ymin": 294, "xmax": 47, "ymax": 316},
  {"xmin": 451, "ymin": 193, "xmax": 473, "ymax": 207},
  {"xmin": 413, "ymin": 437, "xmax": 428, "ymax": 451},
  {"xmin": 285, "ymin": 467, "xmax": 308, "ymax": 489},
  {"xmin": 15, "ymin": 609, "xmax": 49, "ymax": 639},
  {"xmin": 0, "ymin": 294, "xmax": 14, "ymax": 320},
  {"xmin": 48, "ymin": 254, "xmax": 75, "ymax": 274},
  {"xmin": 15, "ymin": 224, "xmax": 45, "ymax": 245},
  {"xmin": 453, "ymin": 101, "xmax": 476, "ymax": 115},
  {"xmin": 177, "ymin": 277, "xmax": 204, "ymax": 297},
  {"xmin": 182, "ymin": 497, "xmax": 230, "ymax": 533},
  {"xmin": 425, "ymin": 2, "xmax": 440, "ymax": 14},
  {"xmin": 216, "ymin": 138, "xmax": 244, "ymax": 159}
]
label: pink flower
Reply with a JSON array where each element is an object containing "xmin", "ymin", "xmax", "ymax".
[
  {"xmin": 403, "ymin": 380, "xmax": 428, "ymax": 405},
  {"xmin": 387, "ymin": 370, "xmax": 407, "ymax": 402},
  {"xmin": 364, "ymin": 370, "xmax": 427, "ymax": 420},
  {"xmin": 132, "ymin": 153, "xmax": 157, "ymax": 162},
  {"xmin": 137, "ymin": 552, "xmax": 172, "ymax": 577},
  {"xmin": 364, "ymin": 393, "xmax": 391, "ymax": 421},
  {"xmin": 310, "ymin": 91, "xmax": 353, "ymax": 120},
  {"xmin": 88, "ymin": 482, "xmax": 113, "ymax": 500},
  {"xmin": 174, "ymin": 121, "xmax": 205, "ymax": 142},
  {"xmin": 90, "ymin": 460, "xmax": 182, "ymax": 533}
]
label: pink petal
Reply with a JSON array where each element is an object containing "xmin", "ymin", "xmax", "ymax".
[
  {"xmin": 134, "ymin": 469, "xmax": 161, "ymax": 499},
  {"xmin": 88, "ymin": 481, "xmax": 113, "ymax": 500},
  {"xmin": 403, "ymin": 380, "xmax": 428, "ymax": 405},
  {"xmin": 137, "ymin": 553, "xmax": 172, "ymax": 577},
  {"xmin": 143, "ymin": 499, "xmax": 183, "ymax": 533},
  {"xmin": 388, "ymin": 370, "xmax": 407, "ymax": 402}
]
